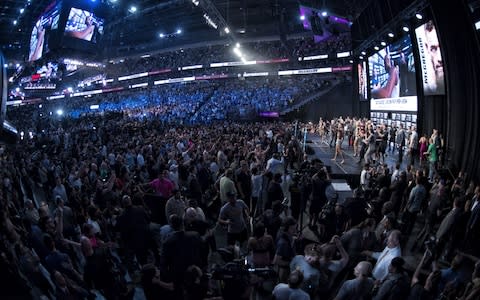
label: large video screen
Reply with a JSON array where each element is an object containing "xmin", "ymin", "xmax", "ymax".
[
  {"xmin": 358, "ymin": 61, "xmax": 368, "ymax": 100},
  {"xmin": 368, "ymin": 34, "xmax": 417, "ymax": 112},
  {"xmin": 28, "ymin": 1, "xmax": 62, "ymax": 61},
  {"xmin": 64, "ymin": 8, "xmax": 104, "ymax": 43},
  {"xmin": 299, "ymin": 5, "xmax": 351, "ymax": 43},
  {"xmin": 415, "ymin": 20, "xmax": 445, "ymax": 95}
]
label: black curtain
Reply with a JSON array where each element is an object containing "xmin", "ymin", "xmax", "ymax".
[
  {"xmin": 288, "ymin": 81, "xmax": 354, "ymax": 121},
  {"xmin": 430, "ymin": 0, "xmax": 480, "ymax": 180}
]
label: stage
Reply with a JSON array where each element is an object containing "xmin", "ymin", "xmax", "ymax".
[{"xmin": 305, "ymin": 133, "xmax": 413, "ymax": 189}]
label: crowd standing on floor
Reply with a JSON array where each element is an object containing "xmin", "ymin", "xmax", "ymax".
[{"xmin": 0, "ymin": 109, "xmax": 480, "ymax": 300}]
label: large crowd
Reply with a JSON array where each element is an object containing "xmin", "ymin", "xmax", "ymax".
[
  {"xmin": 0, "ymin": 109, "xmax": 479, "ymax": 300},
  {"xmin": 7, "ymin": 75, "xmax": 330, "ymax": 134}
]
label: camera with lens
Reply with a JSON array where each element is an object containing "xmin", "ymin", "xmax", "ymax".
[{"xmin": 210, "ymin": 262, "xmax": 276, "ymax": 281}]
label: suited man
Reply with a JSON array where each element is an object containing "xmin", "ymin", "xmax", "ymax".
[{"xmin": 464, "ymin": 187, "xmax": 480, "ymax": 255}]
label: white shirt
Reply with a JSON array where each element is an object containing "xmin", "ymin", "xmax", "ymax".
[
  {"xmin": 360, "ymin": 169, "xmax": 370, "ymax": 187},
  {"xmin": 391, "ymin": 169, "xmax": 400, "ymax": 184},
  {"xmin": 266, "ymin": 157, "xmax": 284, "ymax": 174},
  {"xmin": 251, "ymin": 174, "xmax": 263, "ymax": 198},
  {"xmin": 471, "ymin": 196, "xmax": 479, "ymax": 211},
  {"xmin": 372, "ymin": 245, "xmax": 401, "ymax": 280}
]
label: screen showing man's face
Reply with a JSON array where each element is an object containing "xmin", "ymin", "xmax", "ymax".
[{"xmin": 425, "ymin": 25, "xmax": 444, "ymax": 85}]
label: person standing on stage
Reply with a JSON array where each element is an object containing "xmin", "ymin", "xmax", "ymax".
[{"xmin": 332, "ymin": 124, "xmax": 345, "ymax": 164}]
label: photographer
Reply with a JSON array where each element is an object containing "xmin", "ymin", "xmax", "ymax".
[
  {"xmin": 309, "ymin": 167, "xmax": 329, "ymax": 229},
  {"xmin": 409, "ymin": 250, "xmax": 441, "ymax": 300}
]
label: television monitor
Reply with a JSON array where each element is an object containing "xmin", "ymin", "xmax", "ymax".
[
  {"xmin": 28, "ymin": 1, "xmax": 62, "ymax": 61},
  {"xmin": 415, "ymin": 20, "xmax": 445, "ymax": 95},
  {"xmin": 298, "ymin": 5, "xmax": 351, "ymax": 43},
  {"xmin": 64, "ymin": 7, "xmax": 104, "ymax": 43},
  {"xmin": 358, "ymin": 62, "xmax": 368, "ymax": 100},
  {"xmin": 36, "ymin": 62, "xmax": 60, "ymax": 79},
  {"xmin": 368, "ymin": 34, "xmax": 417, "ymax": 112}
]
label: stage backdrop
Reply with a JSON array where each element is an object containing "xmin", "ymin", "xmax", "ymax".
[{"xmin": 430, "ymin": 0, "xmax": 480, "ymax": 179}]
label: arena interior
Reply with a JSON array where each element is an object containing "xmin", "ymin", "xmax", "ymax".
[{"xmin": 1, "ymin": 0, "xmax": 480, "ymax": 299}]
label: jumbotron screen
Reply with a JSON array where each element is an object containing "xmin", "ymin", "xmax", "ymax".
[
  {"xmin": 28, "ymin": 1, "xmax": 62, "ymax": 61},
  {"xmin": 415, "ymin": 20, "xmax": 445, "ymax": 95},
  {"xmin": 368, "ymin": 34, "xmax": 417, "ymax": 112},
  {"xmin": 64, "ymin": 7, "xmax": 104, "ymax": 43}
]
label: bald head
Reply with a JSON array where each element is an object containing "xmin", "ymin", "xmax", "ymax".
[
  {"xmin": 354, "ymin": 261, "xmax": 372, "ymax": 278},
  {"xmin": 387, "ymin": 230, "xmax": 401, "ymax": 248}
]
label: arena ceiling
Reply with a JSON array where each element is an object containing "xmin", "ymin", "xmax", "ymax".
[{"xmin": 0, "ymin": 0, "xmax": 370, "ymax": 60}]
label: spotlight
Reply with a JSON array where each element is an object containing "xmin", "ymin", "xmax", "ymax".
[
  {"xmin": 13, "ymin": 20, "xmax": 17, "ymax": 25},
  {"xmin": 224, "ymin": 27, "xmax": 230, "ymax": 34},
  {"xmin": 415, "ymin": 13, "xmax": 423, "ymax": 20},
  {"xmin": 192, "ymin": 0, "xmax": 200, "ymax": 6},
  {"xmin": 361, "ymin": 51, "xmax": 366, "ymax": 55},
  {"xmin": 388, "ymin": 32, "xmax": 394, "ymax": 38},
  {"xmin": 235, "ymin": 43, "xmax": 240, "ymax": 48},
  {"xmin": 321, "ymin": 11, "xmax": 328, "ymax": 17},
  {"xmin": 159, "ymin": 33, "xmax": 165, "ymax": 38},
  {"xmin": 380, "ymin": 41, "xmax": 386, "ymax": 46},
  {"xmin": 300, "ymin": 15, "xmax": 305, "ymax": 21},
  {"xmin": 402, "ymin": 26, "xmax": 409, "ymax": 32},
  {"xmin": 56, "ymin": 109, "xmax": 63, "ymax": 116},
  {"xmin": 374, "ymin": 46, "xmax": 379, "ymax": 51},
  {"xmin": 349, "ymin": 60, "xmax": 353, "ymax": 64},
  {"xmin": 20, "ymin": 8, "xmax": 24, "ymax": 14},
  {"xmin": 15, "ymin": 87, "xmax": 20, "ymax": 92},
  {"xmin": 176, "ymin": 29, "xmax": 182, "ymax": 34},
  {"xmin": 359, "ymin": 55, "xmax": 364, "ymax": 60},
  {"xmin": 129, "ymin": 6, "xmax": 137, "ymax": 13}
]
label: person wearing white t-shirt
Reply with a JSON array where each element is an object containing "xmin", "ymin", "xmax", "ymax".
[
  {"xmin": 362, "ymin": 229, "xmax": 402, "ymax": 281},
  {"xmin": 360, "ymin": 164, "xmax": 371, "ymax": 190}
]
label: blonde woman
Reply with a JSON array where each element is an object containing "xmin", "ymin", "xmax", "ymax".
[{"xmin": 332, "ymin": 124, "xmax": 345, "ymax": 164}]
